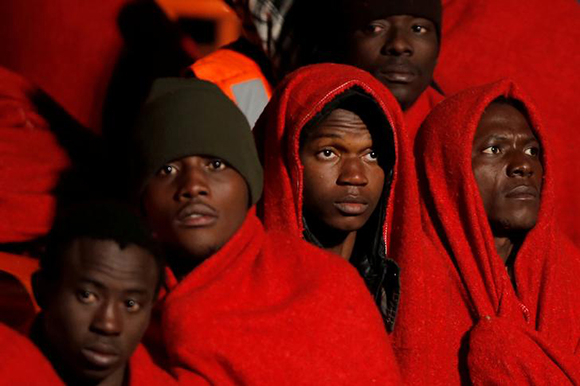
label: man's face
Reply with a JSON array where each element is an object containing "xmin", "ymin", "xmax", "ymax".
[
  {"xmin": 345, "ymin": 15, "xmax": 438, "ymax": 111},
  {"xmin": 41, "ymin": 238, "xmax": 158, "ymax": 384},
  {"xmin": 472, "ymin": 103, "xmax": 543, "ymax": 234},
  {"xmin": 143, "ymin": 155, "xmax": 249, "ymax": 263},
  {"xmin": 300, "ymin": 108, "xmax": 386, "ymax": 233}
]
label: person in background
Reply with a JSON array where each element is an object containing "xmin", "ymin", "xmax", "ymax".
[{"xmin": 285, "ymin": 0, "xmax": 444, "ymax": 136}]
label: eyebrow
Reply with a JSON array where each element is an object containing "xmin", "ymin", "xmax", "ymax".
[
  {"xmin": 79, "ymin": 278, "xmax": 151, "ymax": 295},
  {"xmin": 79, "ymin": 278, "xmax": 105, "ymax": 289},
  {"xmin": 308, "ymin": 132, "xmax": 345, "ymax": 140},
  {"xmin": 123, "ymin": 289, "xmax": 150, "ymax": 296}
]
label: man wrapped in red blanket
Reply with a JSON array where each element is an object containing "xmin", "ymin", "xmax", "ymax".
[
  {"xmin": 254, "ymin": 63, "xmax": 420, "ymax": 332},
  {"xmin": 404, "ymin": 79, "xmax": 580, "ymax": 384}
]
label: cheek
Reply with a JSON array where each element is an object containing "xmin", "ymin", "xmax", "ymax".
[
  {"xmin": 347, "ymin": 37, "xmax": 381, "ymax": 66},
  {"xmin": 414, "ymin": 42, "xmax": 439, "ymax": 72},
  {"xmin": 143, "ymin": 188, "xmax": 173, "ymax": 225},
  {"xmin": 46, "ymin": 295, "xmax": 90, "ymax": 345},
  {"xmin": 473, "ymin": 168, "xmax": 500, "ymax": 213},
  {"xmin": 368, "ymin": 166, "xmax": 386, "ymax": 204},
  {"xmin": 216, "ymin": 177, "xmax": 249, "ymax": 227},
  {"xmin": 123, "ymin": 313, "xmax": 151, "ymax": 352},
  {"xmin": 302, "ymin": 164, "xmax": 336, "ymax": 205}
]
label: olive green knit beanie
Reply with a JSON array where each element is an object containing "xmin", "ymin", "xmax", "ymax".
[{"xmin": 132, "ymin": 78, "xmax": 263, "ymax": 205}]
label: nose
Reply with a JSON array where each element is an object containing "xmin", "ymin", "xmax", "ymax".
[
  {"xmin": 337, "ymin": 157, "xmax": 368, "ymax": 186},
  {"xmin": 382, "ymin": 27, "xmax": 413, "ymax": 56},
  {"xmin": 91, "ymin": 301, "xmax": 122, "ymax": 336},
  {"xmin": 506, "ymin": 152, "xmax": 534, "ymax": 178},
  {"xmin": 175, "ymin": 165, "xmax": 209, "ymax": 201}
]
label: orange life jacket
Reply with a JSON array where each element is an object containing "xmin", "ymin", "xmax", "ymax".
[{"xmin": 189, "ymin": 48, "xmax": 272, "ymax": 128}]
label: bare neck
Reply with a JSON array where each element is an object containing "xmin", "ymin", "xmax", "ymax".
[
  {"xmin": 324, "ymin": 231, "xmax": 357, "ymax": 261},
  {"xmin": 494, "ymin": 236, "xmax": 514, "ymax": 264}
]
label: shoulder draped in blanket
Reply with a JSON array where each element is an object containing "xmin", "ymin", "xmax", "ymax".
[
  {"xmin": 0, "ymin": 322, "xmax": 174, "ymax": 385},
  {"xmin": 412, "ymin": 79, "xmax": 580, "ymax": 385},
  {"xmin": 253, "ymin": 63, "xmax": 424, "ymax": 334},
  {"xmin": 155, "ymin": 209, "xmax": 401, "ymax": 385}
]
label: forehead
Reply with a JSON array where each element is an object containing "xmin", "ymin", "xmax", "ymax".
[
  {"xmin": 475, "ymin": 103, "xmax": 536, "ymax": 141},
  {"xmin": 59, "ymin": 238, "xmax": 158, "ymax": 289},
  {"xmin": 308, "ymin": 108, "xmax": 371, "ymax": 138}
]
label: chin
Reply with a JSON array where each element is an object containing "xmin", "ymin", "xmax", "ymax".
[
  {"xmin": 497, "ymin": 215, "xmax": 538, "ymax": 233},
  {"xmin": 330, "ymin": 218, "xmax": 369, "ymax": 233}
]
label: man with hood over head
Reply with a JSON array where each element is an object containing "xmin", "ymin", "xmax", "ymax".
[
  {"xmin": 132, "ymin": 76, "xmax": 402, "ymax": 385},
  {"xmin": 254, "ymin": 63, "xmax": 420, "ymax": 335},
  {"xmin": 405, "ymin": 79, "xmax": 580, "ymax": 384}
]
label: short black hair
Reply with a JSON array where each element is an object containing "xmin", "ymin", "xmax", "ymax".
[{"xmin": 42, "ymin": 200, "xmax": 165, "ymax": 292}]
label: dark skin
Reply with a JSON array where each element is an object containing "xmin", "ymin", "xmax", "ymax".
[
  {"xmin": 300, "ymin": 108, "xmax": 386, "ymax": 260},
  {"xmin": 472, "ymin": 103, "xmax": 543, "ymax": 269},
  {"xmin": 32, "ymin": 238, "xmax": 159, "ymax": 386},
  {"xmin": 345, "ymin": 15, "xmax": 438, "ymax": 111},
  {"xmin": 143, "ymin": 155, "xmax": 249, "ymax": 279}
]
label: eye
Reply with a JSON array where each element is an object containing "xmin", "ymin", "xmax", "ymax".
[
  {"xmin": 363, "ymin": 23, "xmax": 384, "ymax": 35},
  {"xmin": 316, "ymin": 149, "xmax": 338, "ymax": 160},
  {"xmin": 524, "ymin": 147, "xmax": 539, "ymax": 157},
  {"xmin": 158, "ymin": 164, "xmax": 176, "ymax": 176},
  {"xmin": 364, "ymin": 150, "xmax": 379, "ymax": 162},
  {"xmin": 125, "ymin": 299, "xmax": 141, "ymax": 313},
  {"xmin": 411, "ymin": 24, "xmax": 428, "ymax": 34},
  {"xmin": 77, "ymin": 290, "xmax": 97, "ymax": 304},
  {"xmin": 482, "ymin": 146, "xmax": 501, "ymax": 155},
  {"xmin": 208, "ymin": 159, "xmax": 226, "ymax": 170}
]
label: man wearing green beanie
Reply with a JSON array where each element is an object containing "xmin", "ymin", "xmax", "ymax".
[{"xmin": 132, "ymin": 78, "xmax": 403, "ymax": 384}]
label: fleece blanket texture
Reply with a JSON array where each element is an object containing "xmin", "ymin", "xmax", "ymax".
[
  {"xmin": 155, "ymin": 209, "xmax": 401, "ymax": 385},
  {"xmin": 0, "ymin": 323, "xmax": 175, "ymax": 385},
  {"xmin": 410, "ymin": 79, "xmax": 580, "ymax": 385},
  {"xmin": 437, "ymin": 0, "xmax": 580, "ymax": 245}
]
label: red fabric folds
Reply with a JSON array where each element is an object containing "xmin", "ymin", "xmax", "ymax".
[
  {"xmin": 0, "ymin": 67, "xmax": 71, "ymax": 243},
  {"xmin": 412, "ymin": 79, "xmax": 580, "ymax": 384},
  {"xmin": 156, "ymin": 209, "xmax": 401, "ymax": 385},
  {"xmin": 0, "ymin": 322, "xmax": 64, "ymax": 385},
  {"xmin": 0, "ymin": 322, "xmax": 175, "ymax": 385},
  {"xmin": 403, "ymin": 85, "xmax": 444, "ymax": 140}
]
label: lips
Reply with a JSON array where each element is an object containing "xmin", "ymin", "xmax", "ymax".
[
  {"xmin": 334, "ymin": 196, "xmax": 369, "ymax": 216},
  {"xmin": 505, "ymin": 185, "xmax": 539, "ymax": 200},
  {"xmin": 176, "ymin": 202, "xmax": 218, "ymax": 227},
  {"xmin": 378, "ymin": 61, "xmax": 417, "ymax": 84},
  {"xmin": 81, "ymin": 343, "xmax": 120, "ymax": 368}
]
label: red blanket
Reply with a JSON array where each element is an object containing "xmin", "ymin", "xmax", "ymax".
[
  {"xmin": 0, "ymin": 67, "xmax": 71, "ymax": 244},
  {"xmin": 437, "ymin": 0, "xmax": 580, "ymax": 245},
  {"xmin": 411, "ymin": 79, "xmax": 580, "ymax": 384},
  {"xmin": 403, "ymin": 86, "xmax": 444, "ymax": 140},
  {"xmin": 0, "ymin": 322, "xmax": 64, "ymax": 385},
  {"xmin": 155, "ymin": 209, "xmax": 401, "ymax": 385},
  {"xmin": 0, "ymin": 322, "xmax": 175, "ymax": 385}
]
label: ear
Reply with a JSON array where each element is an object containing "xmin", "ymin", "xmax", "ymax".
[{"xmin": 31, "ymin": 271, "xmax": 48, "ymax": 309}]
